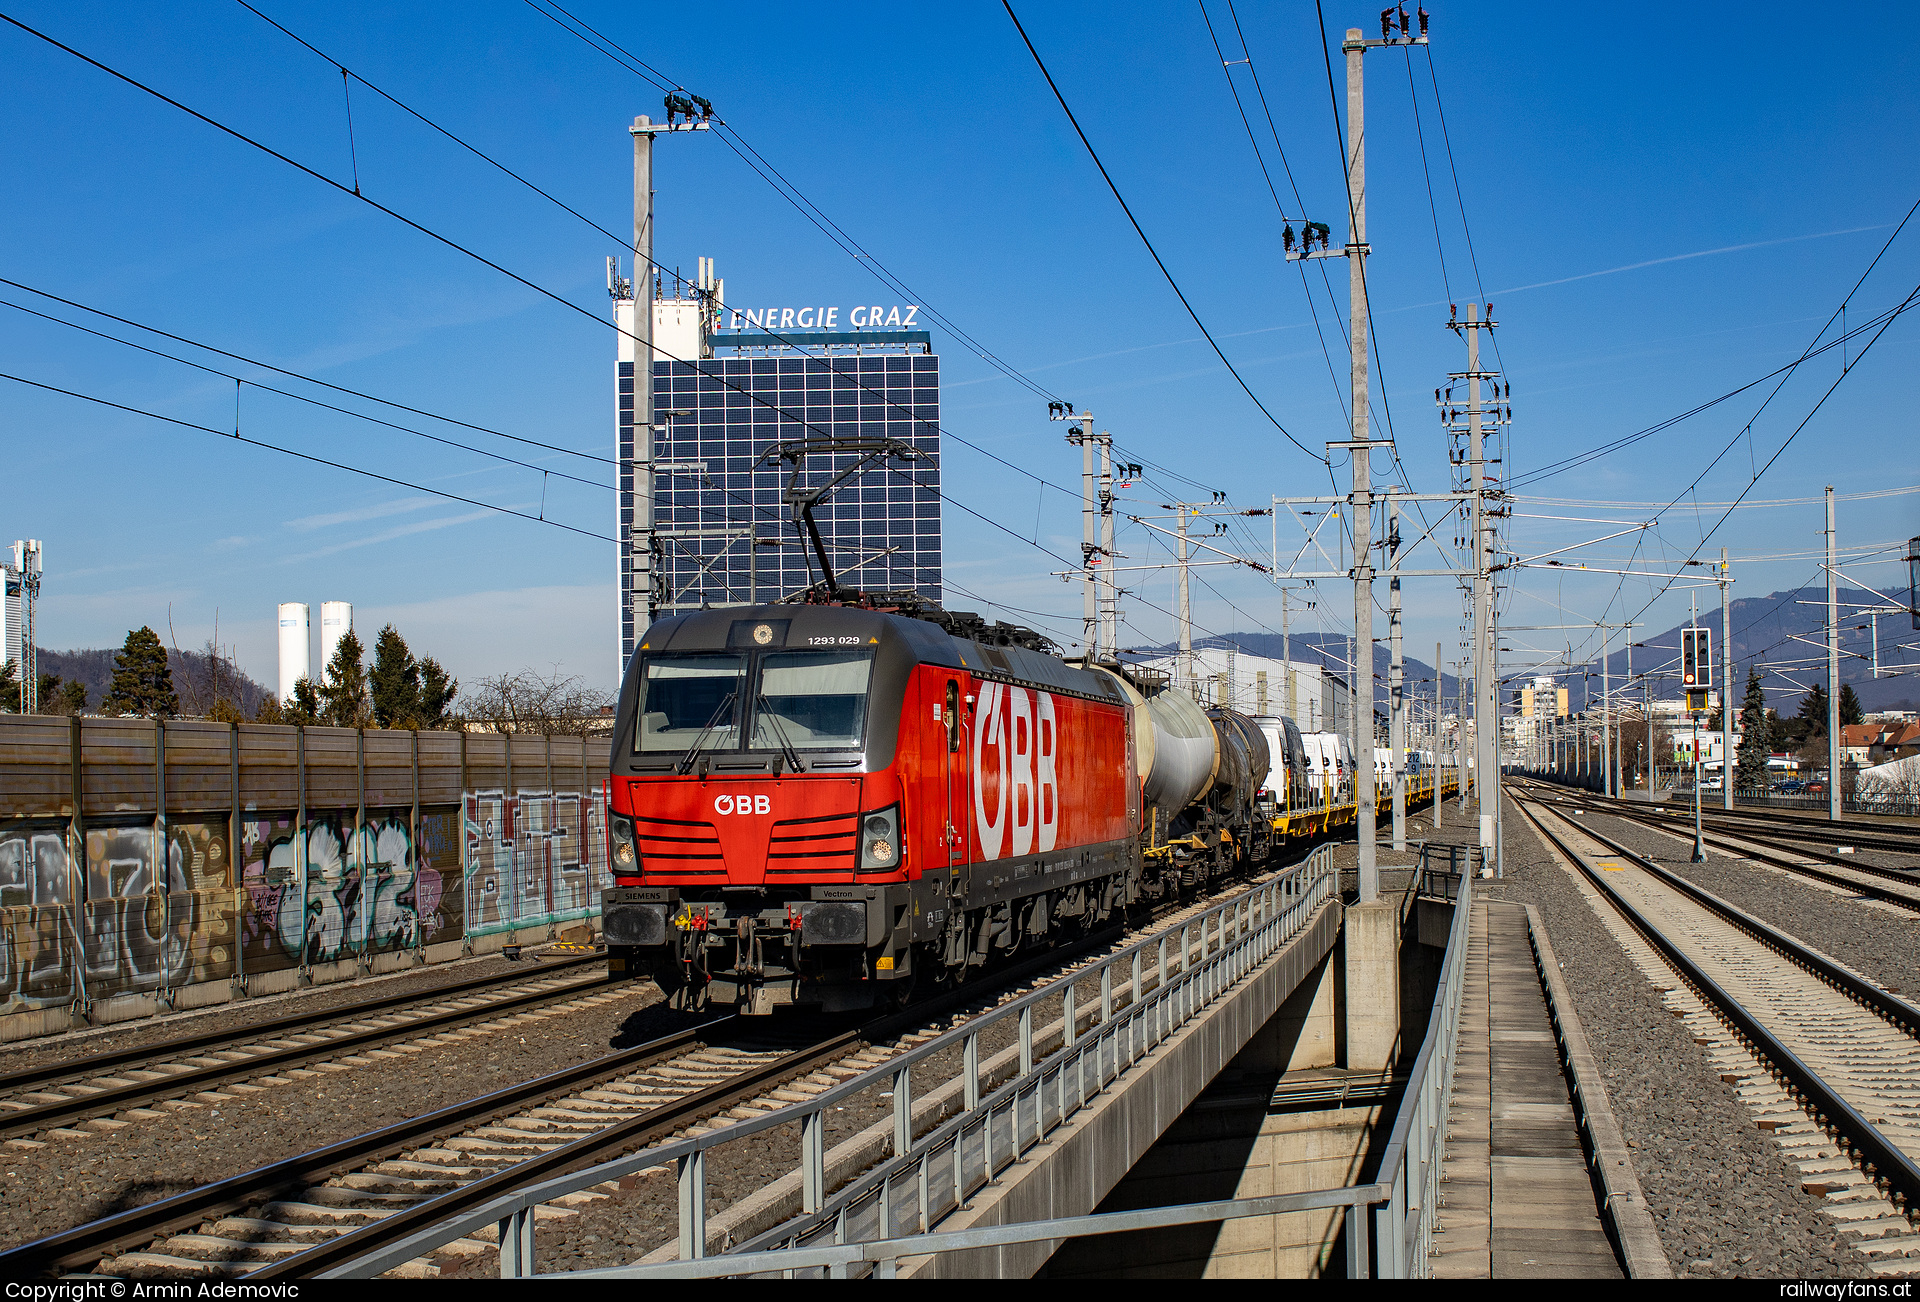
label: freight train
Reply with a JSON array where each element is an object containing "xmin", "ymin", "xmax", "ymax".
[{"xmin": 599, "ymin": 600, "xmax": 1339, "ymax": 1015}]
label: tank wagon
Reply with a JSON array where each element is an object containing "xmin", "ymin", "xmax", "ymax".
[{"xmin": 599, "ymin": 600, "xmax": 1331, "ymax": 1016}]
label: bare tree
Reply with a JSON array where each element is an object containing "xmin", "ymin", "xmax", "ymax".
[{"xmin": 460, "ymin": 668, "xmax": 614, "ymax": 737}]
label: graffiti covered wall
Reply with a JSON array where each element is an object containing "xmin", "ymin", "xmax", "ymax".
[
  {"xmin": 1, "ymin": 817, "xmax": 239, "ymax": 1009},
  {"xmin": 0, "ymin": 720, "xmax": 611, "ymax": 1020}
]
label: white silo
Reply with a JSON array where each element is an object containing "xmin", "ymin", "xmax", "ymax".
[
  {"xmin": 319, "ymin": 601, "xmax": 352, "ymax": 680},
  {"xmin": 277, "ymin": 603, "xmax": 310, "ymax": 701}
]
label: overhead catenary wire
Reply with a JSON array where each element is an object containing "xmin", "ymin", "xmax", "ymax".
[
  {"xmin": 0, "ymin": 275, "xmax": 611, "ymax": 465},
  {"xmin": 0, "ymin": 73, "xmax": 1243, "ymax": 654},
  {"xmin": 1521, "ymin": 197, "xmax": 1920, "ymax": 673},
  {"xmin": 1, "ymin": 371, "xmax": 614, "ymax": 543},
  {"xmin": 36, "ymin": 3, "xmax": 1295, "ymax": 654},
  {"xmin": 0, "ymin": 10, "xmax": 1124, "ymax": 563},
  {"xmin": 516, "ymin": 0, "xmax": 1066, "ymax": 408},
  {"xmin": 1195, "ymin": 0, "xmax": 1351, "ymax": 428},
  {"xmin": 20, "ymin": 3, "xmax": 1408, "ymax": 660},
  {"xmin": 0, "ymin": 295, "xmax": 612, "ymax": 491},
  {"xmin": 1000, "ymin": 0, "xmax": 1324, "ymax": 465},
  {"xmin": 234, "ymin": 0, "xmax": 1102, "ymax": 508}
]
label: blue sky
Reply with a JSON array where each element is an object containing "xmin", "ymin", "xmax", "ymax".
[{"xmin": 5, "ymin": 1, "xmax": 1918, "ymax": 699}]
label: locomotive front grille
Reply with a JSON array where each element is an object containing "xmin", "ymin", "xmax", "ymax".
[
  {"xmin": 765, "ymin": 811, "xmax": 859, "ymax": 875},
  {"xmin": 633, "ymin": 814, "xmax": 726, "ymax": 876}
]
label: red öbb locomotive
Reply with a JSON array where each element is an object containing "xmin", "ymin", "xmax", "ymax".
[{"xmin": 601, "ymin": 602, "xmax": 1140, "ymax": 1013}]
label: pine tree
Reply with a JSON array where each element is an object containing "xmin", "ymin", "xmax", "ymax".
[
  {"xmin": 1797, "ymin": 684, "xmax": 1829, "ymax": 731},
  {"xmin": 1839, "ymin": 682, "xmax": 1864, "ymax": 727},
  {"xmin": 1735, "ymin": 665, "xmax": 1771, "ymax": 791},
  {"xmin": 368, "ymin": 625, "xmax": 458, "ymax": 729},
  {"xmin": 101, "ymin": 627, "xmax": 179, "ymax": 719},
  {"xmin": 370, "ymin": 625, "xmax": 420, "ymax": 728},
  {"xmin": 318, "ymin": 630, "xmax": 370, "ymax": 728},
  {"xmin": 0, "ymin": 660, "xmax": 17, "ymax": 713},
  {"xmin": 415, "ymin": 656, "xmax": 457, "ymax": 729},
  {"xmin": 281, "ymin": 676, "xmax": 321, "ymax": 726},
  {"xmin": 1766, "ymin": 708, "xmax": 1790, "ymax": 752}
]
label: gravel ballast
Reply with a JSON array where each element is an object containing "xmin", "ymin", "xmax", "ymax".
[
  {"xmin": 1572, "ymin": 806, "xmax": 1920, "ymax": 1001},
  {"xmin": 1, "ymin": 951, "xmax": 604, "ymax": 1081},
  {"xmin": 0, "ymin": 982, "xmax": 671, "ymax": 1252},
  {"xmin": 1437, "ymin": 794, "xmax": 1877, "ymax": 1277}
]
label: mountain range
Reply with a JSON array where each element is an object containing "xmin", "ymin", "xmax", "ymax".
[{"xmin": 1165, "ymin": 585, "xmax": 1920, "ymax": 721}]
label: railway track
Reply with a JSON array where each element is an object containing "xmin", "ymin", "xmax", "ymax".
[
  {"xmin": 1516, "ymin": 780, "xmax": 1920, "ymax": 860},
  {"xmin": 1512, "ymin": 793, "xmax": 1920, "ymax": 1270},
  {"xmin": 5, "ymin": 850, "xmax": 1316, "ymax": 1281},
  {"xmin": 1512, "ymin": 781, "xmax": 1920, "ymax": 911},
  {"xmin": 0, "ymin": 956, "xmax": 616, "ymax": 1144}
]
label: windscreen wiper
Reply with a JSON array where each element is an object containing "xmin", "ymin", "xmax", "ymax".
[
  {"xmin": 677, "ymin": 691, "xmax": 737, "ymax": 775},
  {"xmin": 757, "ymin": 695, "xmax": 806, "ymax": 774}
]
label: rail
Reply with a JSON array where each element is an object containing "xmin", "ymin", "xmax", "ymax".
[
  {"xmin": 1512, "ymin": 795, "xmax": 1920, "ymax": 1216},
  {"xmin": 322, "ymin": 848, "xmax": 1348, "ymax": 1278},
  {"xmin": 0, "ymin": 968, "xmax": 610, "ymax": 1142},
  {"xmin": 0, "ymin": 1018, "xmax": 731, "ymax": 1277}
]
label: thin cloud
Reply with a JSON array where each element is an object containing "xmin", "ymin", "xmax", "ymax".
[
  {"xmin": 946, "ymin": 322, "xmax": 1312, "ymax": 389},
  {"xmin": 285, "ymin": 508, "xmax": 501, "ymax": 561},
  {"xmin": 1493, "ymin": 225, "xmax": 1891, "ymax": 296},
  {"xmin": 287, "ymin": 497, "xmax": 435, "ymax": 532},
  {"xmin": 1389, "ymin": 225, "xmax": 1891, "ymax": 314}
]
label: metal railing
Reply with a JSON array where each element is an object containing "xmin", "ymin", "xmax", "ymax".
[
  {"xmin": 1354, "ymin": 856, "xmax": 1472, "ymax": 1276},
  {"xmin": 1733, "ymin": 788, "xmax": 1920, "ymax": 818},
  {"xmin": 323, "ymin": 846, "xmax": 1340, "ymax": 1279},
  {"xmin": 1414, "ymin": 843, "xmax": 1482, "ymax": 902},
  {"xmin": 530, "ymin": 850, "xmax": 1477, "ymax": 1280}
]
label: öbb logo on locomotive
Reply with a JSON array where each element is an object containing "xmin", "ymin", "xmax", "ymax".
[
  {"xmin": 600, "ymin": 602, "xmax": 1296, "ymax": 1017},
  {"xmin": 971, "ymin": 679, "xmax": 1060, "ymax": 859}
]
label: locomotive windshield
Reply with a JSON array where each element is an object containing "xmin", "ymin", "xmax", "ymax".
[
  {"xmin": 633, "ymin": 648, "xmax": 874, "ymax": 755},
  {"xmin": 751, "ymin": 650, "xmax": 873, "ymax": 750},
  {"xmin": 635, "ymin": 654, "xmax": 745, "ymax": 753}
]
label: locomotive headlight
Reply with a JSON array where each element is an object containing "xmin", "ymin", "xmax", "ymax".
[
  {"xmin": 858, "ymin": 804, "xmax": 900, "ymax": 872},
  {"xmin": 611, "ymin": 815, "xmax": 638, "ymax": 869}
]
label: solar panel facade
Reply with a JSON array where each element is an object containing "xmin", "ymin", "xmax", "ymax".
[{"xmin": 617, "ymin": 339, "xmax": 941, "ymax": 672}]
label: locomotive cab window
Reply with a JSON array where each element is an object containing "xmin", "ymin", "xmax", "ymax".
[
  {"xmin": 751, "ymin": 650, "xmax": 874, "ymax": 751},
  {"xmin": 634, "ymin": 654, "xmax": 745, "ymax": 753}
]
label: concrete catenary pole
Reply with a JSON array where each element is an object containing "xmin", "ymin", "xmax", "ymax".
[
  {"xmin": 1177, "ymin": 506, "xmax": 1193, "ymax": 696},
  {"xmin": 1462, "ymin": 302, "xmax": 1498, "ymax": 860},
  {"xmin": 1071, "ymin": 414, "xmax": 1096, "ymax": 658},
  {"xmin": 630, "ymin": 116, "xmax": 657, "ymax": 648},
  {"xmin": 1600, "ymin": 624, "xmax": 1612, "ymax": 798},
  {"xmin": 1434, "ymin": 640, "xmax": 1445, "ymax": 829},
  {"xmin": 1098, "ymin": 434, "xmax": 1116, "ymax": 663},
  {"xmin": 1342, "ymin": 27, "xmax": 1379, "ymax": 900},
  {"xmin": 1389, "ymin": 489, "xmax": 1405, "ymax": 850},
  {"xmin": 1339, "ymin": 24, "xmax": 1399, "ymax": 1078},
  {"xmin": 1722, "ymin": 546, "xmax": 1734, "ymax": 810},
  {"xmin": 1283, "ymin": 587, "xmax": 1296, "ymax": 722},
  {"xmin": 1828, "ymin": 485, "xmax": 1842, "ymax": 821}
]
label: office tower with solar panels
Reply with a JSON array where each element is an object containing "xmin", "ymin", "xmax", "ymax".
[{"xmin": 614, "ymin": 259, "xmax": 941, "ymax": 674}]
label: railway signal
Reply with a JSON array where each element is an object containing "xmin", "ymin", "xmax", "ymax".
[
  {"xmin": 1681, "ymin": 626, "xmax": 1711, "ymax": 689},
  {"xmin": 1908, "ymin": 535, "xmax": 1919, "ymax": 630}
]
